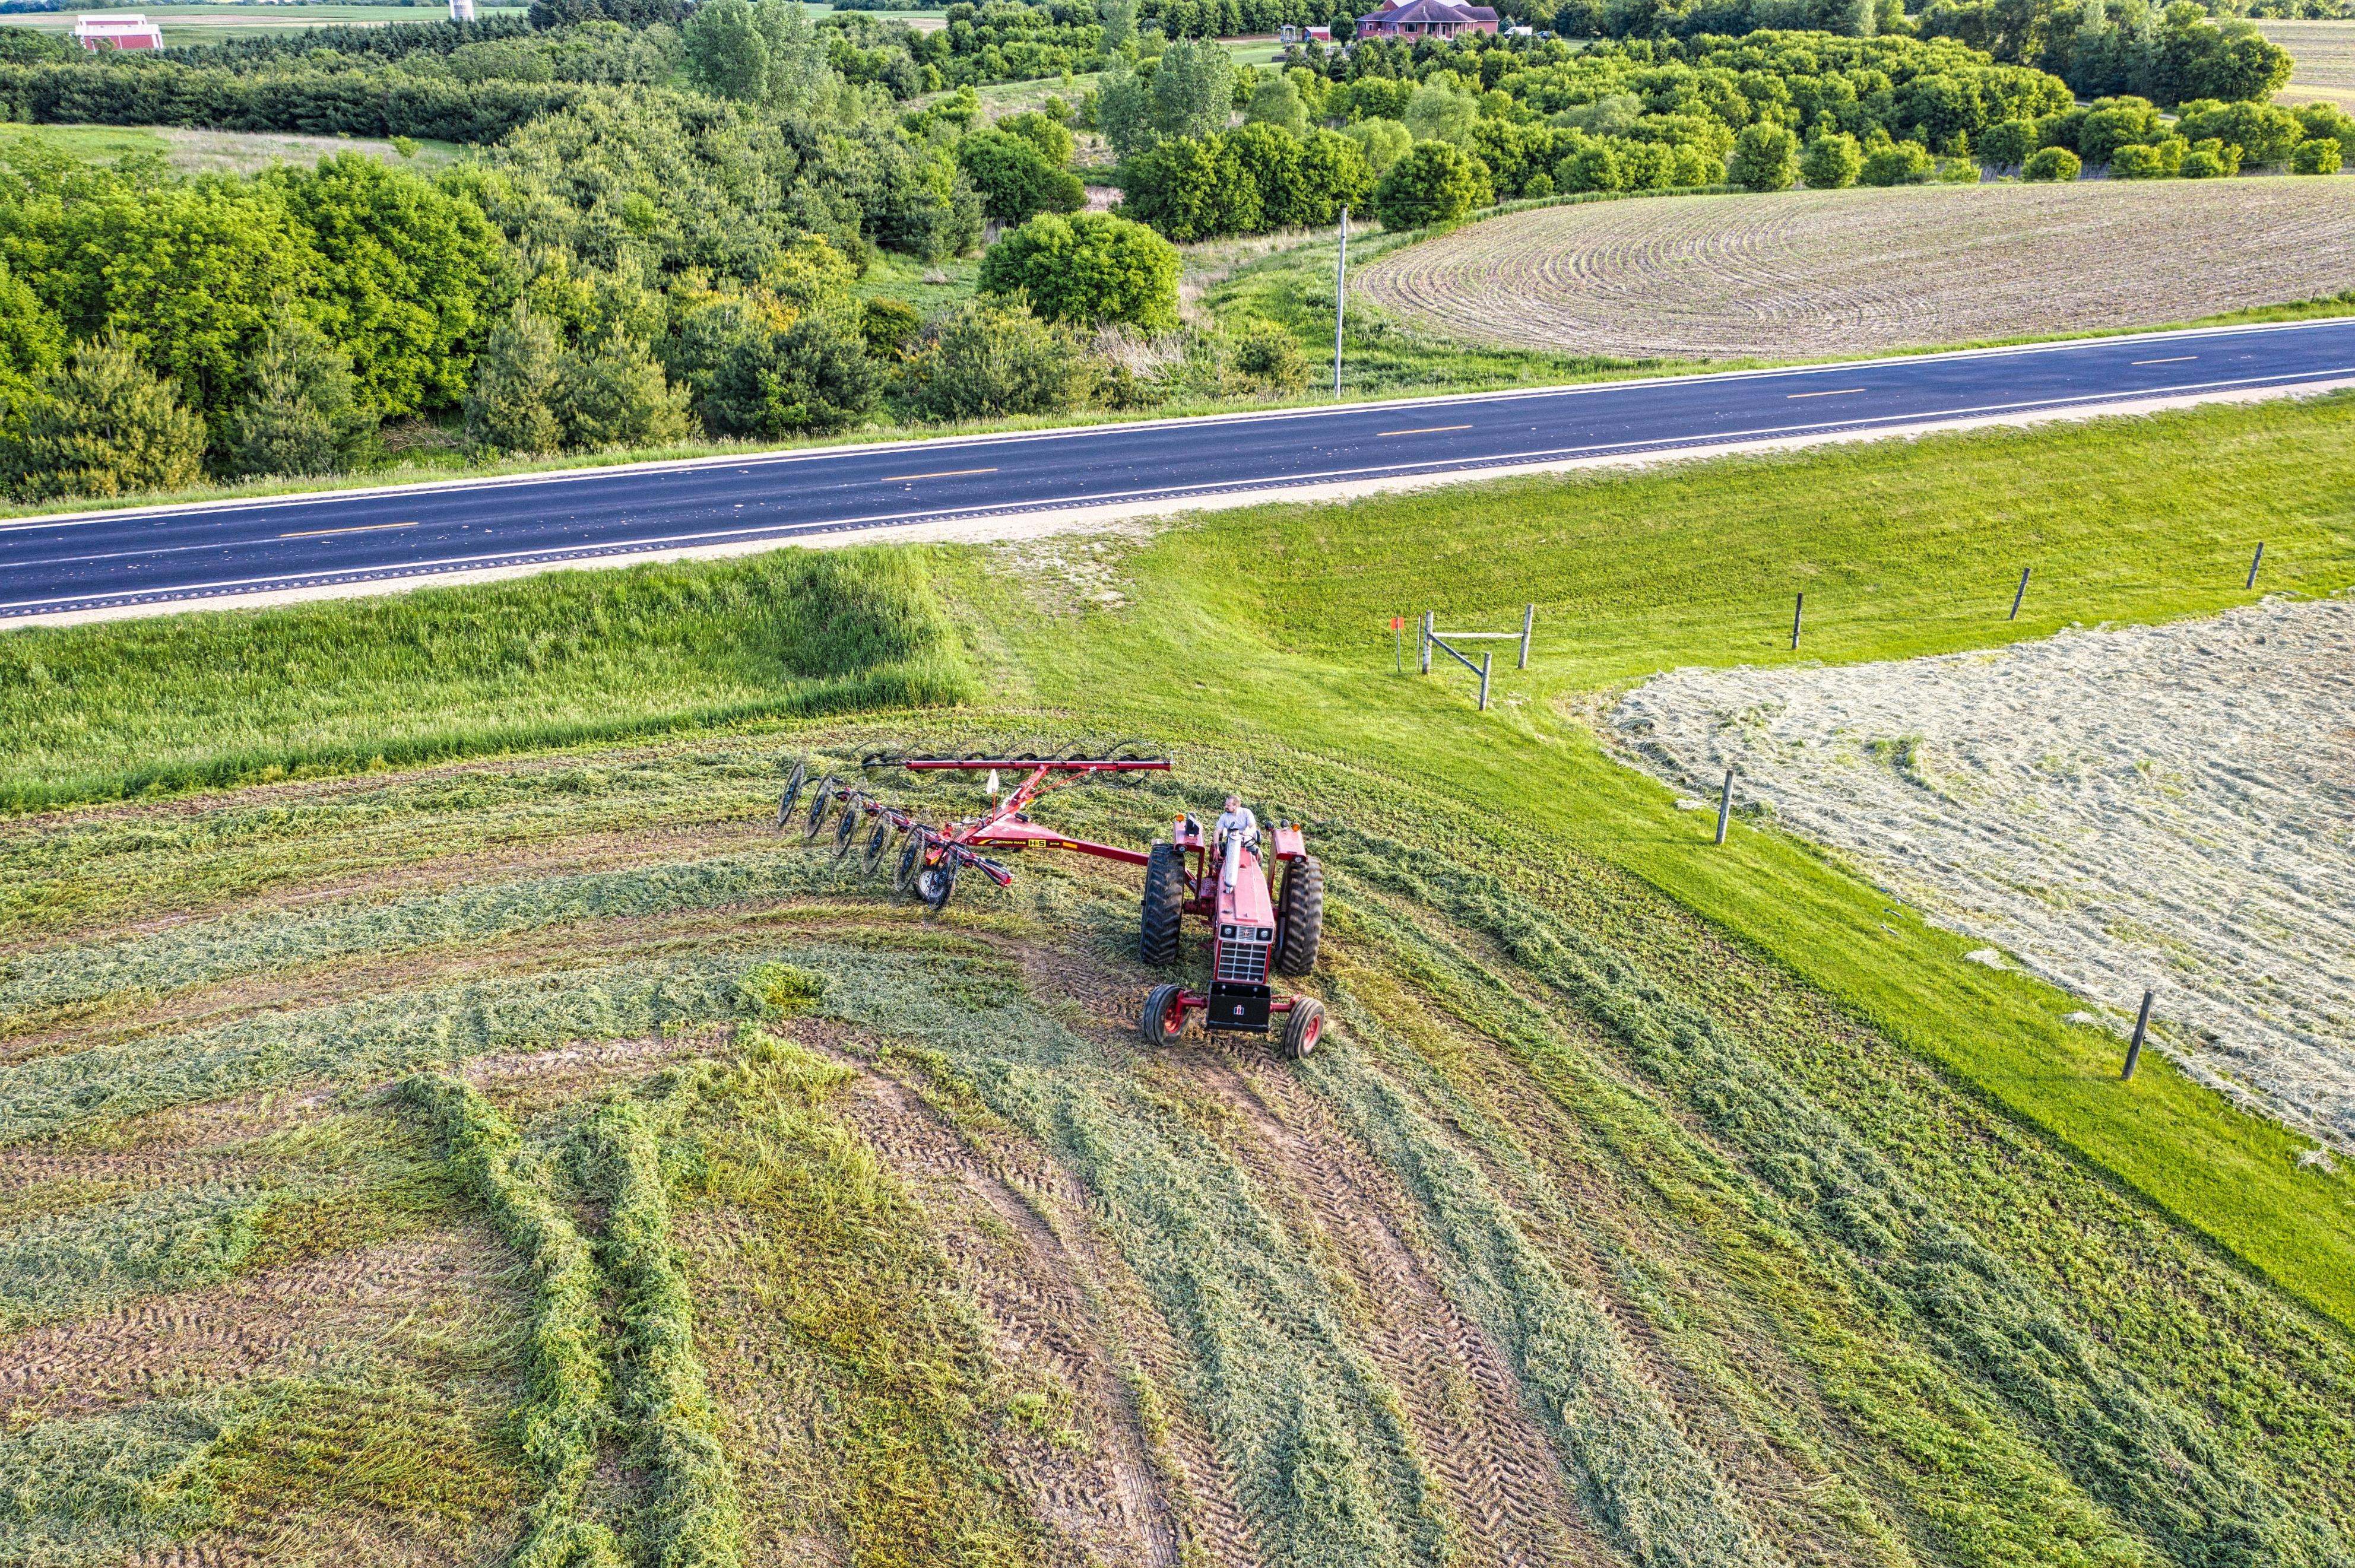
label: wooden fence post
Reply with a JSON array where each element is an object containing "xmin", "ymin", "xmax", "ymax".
[{"xmin": 2123, "ymin": 989, "xmax": 2154, "ymax": 1080}]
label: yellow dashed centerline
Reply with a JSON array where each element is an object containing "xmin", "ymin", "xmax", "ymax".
[{"xmin": 278, "ymin": 521, "xmax": 419, "ymax": 539}]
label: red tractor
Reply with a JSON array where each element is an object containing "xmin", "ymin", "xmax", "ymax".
[
  {"xmin": 1136, "ymin": 802, "xmax": 1326, "ymax": 1059},
  {"xmin": 782, "ymin": 751, "xmax": 1328, "ymax": 1057}
]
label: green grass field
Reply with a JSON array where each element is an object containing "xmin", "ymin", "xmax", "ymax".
[
  {"xmin": 0, "ymin": 119, "xmax": 467, "ymax": 173},
  {"xmin": 0, "ymin": 4, "xmax": 528, "ymax": 45},
  {"xmin": 2, "ymin": 394, "xmax": 2350, "ymax": 1563}
]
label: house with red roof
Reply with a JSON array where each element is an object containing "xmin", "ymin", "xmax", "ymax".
[{"xmin": 1354, "ymin": 0, "xmax": 1498, "ymax": 40}]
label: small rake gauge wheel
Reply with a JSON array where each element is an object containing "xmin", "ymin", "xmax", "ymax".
[
  {"xmin": 1281, "ymin": 998, "xmax": 1326, "ymax": 1060},
  {"xmin": 777, "ymin": 758, "xmax": 809, "ymax": 831},
  {"xmin": 1139, "ymin": 983, "xmax": 1188, "ymax": 1048},
  {"xmin": 916, "ymin": 853, "xmax": 959, "ymax": 912},
  {"xmin": 803, "ymin": 777, "xmax": 837, "ymax": 842}
]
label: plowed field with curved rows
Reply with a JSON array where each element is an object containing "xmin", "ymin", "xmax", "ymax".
[{"xmin": 1355, "ymin": 181, "xmax": 2355, "ymax": 360}]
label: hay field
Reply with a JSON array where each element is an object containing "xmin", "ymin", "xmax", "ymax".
[
  {"xmin": 1613, "ymin": 595, "xmax": 2355, "ymax": 1156},
  {"xmin": 0, "ymin": 120, "xmax": 466, "ymax": 174},
  {"xmin": 1354, "ymin": 182, "xmax": 2355, "ymax": 360},
  {"xmin": 2261, "ymin": 18, "xmax": 2355, "ymax": 109}
]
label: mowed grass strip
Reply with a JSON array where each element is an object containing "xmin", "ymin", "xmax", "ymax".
[
  {"xmin": 0, "ymin": 547, "xmax": 972, "ymax": 814},
  {"xmin": 1354, "ymin": 182, "xmax": 2355, "ymax": 359}
]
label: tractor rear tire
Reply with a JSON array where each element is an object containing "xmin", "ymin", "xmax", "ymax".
[
  {"xmin": 1139, "ymin": 983, "xmax": 1187, "ymax": 1048},
  {"xmin": 1275, "ymin": 855, "xmax": 1324, "ymax": 976},
  {"xmin": 1139, "ymin": 842, "xmax": 1185, "ymax": 966},
  {"xmin": 1281, "ymin": 998, "xmax": 1326, "ymax": 1059}
]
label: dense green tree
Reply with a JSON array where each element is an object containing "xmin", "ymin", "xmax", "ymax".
[
  {"xmin": 463, "ymin": 303, "xmax": 565, "ymax": 455},
  {"xmin": 1000, "ymin": 110, "xmax": 1077, "ymax": 167},
  {"xmin": 1801, "ymin": 130, "xmax": 1863, "ymax": 186},
  {"xmin": 978, "ymin": 211, "xmax": 1180, "ymax": 331},
  {"xmin": 1152, "ymin": 38, "xmax": 1237, "ymax": 141},
  {"xmin": 1101, "ymin": 0, "xmax": 1137, "ymax": 52},
  {"xmin": 1245, "ymin": 71, "xmax": 1310, "ymax": 137},
  {"xmin": 2077, "ymin": 95, "xmax": 2161, "ymax": 162},
  {"xmin": 1729, "ymin": 122, "xmax": 1798, "ymax": 190},
  {"xmin": 227, "ymin": 319, "xmax": 379, "ymax": 477},
  {"xmin": 1405, "ymin": 78, "xmax": 1479, "ymax": 148},
  {"xmin": 0, "ymin": 258, "xmax": 65, "ymax": 414},
  {"xmin": 901, "ymin": 296, "xmax": 1090, "ymax": 420},
  {"xmin": 0, "ymin": 338, "xmax": 207, "ymax": 502},
  {"xmin": 262, "ymin": 153, "xmax": 505, "ymax": 418},
  {"xmin": 684, "ymin": 0, "xmax": 771, "ymax": 101},
  {"xmin": 705, "ymin": 313, "xmax": 880, "ymax": 436},
  {"xmin": 98, "ymin": 180, "xmax": 324, "ymax": 430},
  {"xmin": 551, "ymin": 331, "xmax": 692, "ymax": 448},
  {"xmin": 1343, "ymin": 118, "xmax": 1413, "ymax": 174},
  {"xmin": 1372, "ymin": 141, "xmax": 1491, "ymax": 231},
  {"xmin": 2110, "ymin": 136, "xmax": 2185, "ymax": 177},
  {"xmin": 958, "ymin": 129, "xmax": 1088, "ymax": 223}
]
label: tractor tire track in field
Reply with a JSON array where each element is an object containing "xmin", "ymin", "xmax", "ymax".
[
  {"xmin": 1356, "ymin": 182, "xmax": 2355, "ymax": 360},
  {"xmin": 835, "ymin": 1056, "xmax": 1198, "ymax": 1568},
  {"xmin": 1193, "ymin": 1041, "xmax": 1610, "ymax": 1568},
  {"xmin": 0, "ymin": 1224, "xmax": 518, "ymax": 1423}
]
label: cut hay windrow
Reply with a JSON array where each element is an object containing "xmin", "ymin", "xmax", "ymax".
[
  {"xmin": 0, "ymin": 1394, "xmax": 241, "ymax": 1565},
  {"xmin": 573, "ymin": 1095, "xmax": 746, "ymax": 1568},
  {"xmin": 403, "ymin": 1073, "xmax": 623, "ymax": 1568},
  {"xmin": 1321, "ymin": 829, "xmax": 2354, "ymax": 1567}
]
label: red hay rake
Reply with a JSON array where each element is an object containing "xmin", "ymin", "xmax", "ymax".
[
  {"xmin": 779, "ymin": 746, "xmax": 1172, "ymax": 912},
  {"xmin": 779, "ymin": 743, "xmax": 1330, "ymax": 1058}
]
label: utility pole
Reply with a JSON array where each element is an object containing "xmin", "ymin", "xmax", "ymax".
[{"xmin": 1333, "ymin": 207, "xmax": 1348, "ymax": 397}]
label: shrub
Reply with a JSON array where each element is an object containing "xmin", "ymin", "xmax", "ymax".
[
  {"xmin": 2109, "ymin": 139, "xmax": 2182, "ymax": 179},
  {"xmin": 704, "ymin": 313, "xmax": 881, "ymax": 437},
  {"xmin": 1858, "ymin": 139, "xmax": 1935, "ymax": 186},
  {"xmin": 2290, "ymin": 136, "xmax": 2343, "ymax": 174},
  {"xmin": 2021, "ymin": 145, "xmax": 2081, "ymax": 181},
  {"xmin": 550, "ymin": 333, "xmax": 692, "ymax": 450},
  {"xmin": 978, "ymin": 212, "xmax": 1180, "ymax": 332},
  {"xmin": 1728, "ymin": 123, "xmax": 1798, "ymax": 192},
  {"xmin": 1800, "ymin": 131, "xmax": 1862, "ymax": 189},
  {"xmin": 860, "ymin": 297, "xmax": 924, "ymax": 358},
  {"xmin": 1373, "ymin": 141, "xmax": 1491, "ymax": 232},
  {"xmin": 1229, "ymin": 318, "xmax": 1307, "ymax": 393},
  {"xmin": 1975, "ymin": 118, "xmax": 2036, "ymax": 172},
  {"xmin": 0, "ymin": 339, "xmax": 207, "ymax": 503},
  {"xmin": 2078, "ymin": 96, "xmax": 2161, "ymax": 164},
  {"xmin": 901, "ymin": 296, "xmax": 1090, "ymax": 421},
  {"xmin": 1522, "ymin": 170, "xmax": 1555, "ymax": 198},
  {"xmin": 1933, "ymin": 154, "xmax": 1980, "ymax": 183}
]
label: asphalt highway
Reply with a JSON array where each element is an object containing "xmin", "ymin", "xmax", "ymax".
[{"xmin": 7, "ymin": 318, "xmax": 2354, "ymax": 621}]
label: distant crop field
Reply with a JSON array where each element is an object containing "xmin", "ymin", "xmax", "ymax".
[
  {"xmin": 1354, "ymin": 182, "xmax": 2355, "ymax": 360},
  {"xmin": 0, "ymin": 120, "xmax": 465, "ymax": 173},
  {"xmin": 2261, "ymin": 18, "xmax": 2355, "ymax": 108},
  {"xmin": 0, "ymin": 4, "xmax": 526, "ymax": 40}
]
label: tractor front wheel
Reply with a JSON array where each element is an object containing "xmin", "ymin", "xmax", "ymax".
[
  {"xmin": 1281, "ymin": 998, "xmax": 1326, "ymax": 1060},
  {"xmin": 1139, "ymin": 842, "xmax": 1184, "ymax": 965},
  {"xmin": 1139, "ymin": 983, "xmax": 1188, "ymax": 1048},
  {"xmin": 1275, "ymin": 855, "xmax": 1324, "ymax": 976}
]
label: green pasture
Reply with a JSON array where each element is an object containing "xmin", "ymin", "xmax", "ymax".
[{"xmin": 6, "ymin": 392, "xmax": 2352, "ymax": 1346}]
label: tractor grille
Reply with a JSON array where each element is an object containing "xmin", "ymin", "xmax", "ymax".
[{"xmin": 1216, "ymin": 938, "xmax": 1270, "ymax": 983}]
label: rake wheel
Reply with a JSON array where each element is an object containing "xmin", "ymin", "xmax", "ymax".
[
  {"xmin": 803, "ymin": 777, "xmax": 837, "ymax": 841},
  {"xmin": 862, "ymin": 817, "xmax": 892, "ymax": 876},
  {"xmin": 777, "ymin": 758, "xmax": 809, "ymax": 831}
]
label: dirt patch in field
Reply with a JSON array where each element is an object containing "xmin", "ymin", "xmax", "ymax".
[
  {"xmin": 1611, "ymin": 595, "xmax": 2355, "ymax": 1153},
  {"xmin": 1356, "ymin": 182, "xmax": 2355, "ymax": 360}
]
